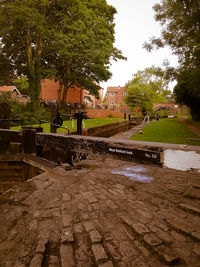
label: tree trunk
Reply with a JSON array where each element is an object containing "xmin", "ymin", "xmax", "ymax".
[
  {"xmin": 27, "ymin": 30, "xmax": 37, "ymax": 109},
  {"xmin": 35, "ymin": 33, "xmax": 42, "ymax": 106},
  {"xmin": 61, "ymin": 82, "xmax": 68, "ymax": 108},
  {"xmin": 58, "ymin": 80, "xmax": 63, "ymax": 108}
]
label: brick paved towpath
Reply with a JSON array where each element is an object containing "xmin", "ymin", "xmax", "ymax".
[{"xmin": 0, "ymin": 155, "xmax": 200, "ymax": 266}]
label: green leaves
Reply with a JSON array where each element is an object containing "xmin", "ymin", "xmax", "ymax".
[
  {"xmin": 125, "ymin": 66, "xmax": 171, "ymax": 115},
  {"xmin": 0, "ymin": 0, "xmax": 125, "ymax": 108}
]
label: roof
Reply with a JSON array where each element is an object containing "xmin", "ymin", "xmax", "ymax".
[
  {"xmin": 106, "ymin": 86, "xmax": 126, "ymax": 93},
  {"xmin": 0, "ymin": 86, "xmax": 21, "ymax": 95}
]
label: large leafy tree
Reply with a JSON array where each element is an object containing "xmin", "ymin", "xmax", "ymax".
[
  {"xmin": 43, "ymin": 0, "xmax": 125, "ymax": 107},
  {"xmin": 0, "ymin": 0, "xmax": 124, "ymax": 108},
  {"xmin": 144, "ymin": 0, "xmax": 200, "ymax": 120},
  {"xmin": 0, "ymin": 0, "xmax": 50, "ymax": 106},
  {"xmin": 125, "ymin": 66, "xmax": 171, "ymax": 115}
]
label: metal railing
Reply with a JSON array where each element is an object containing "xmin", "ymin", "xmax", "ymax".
[
  {"xmin": 0, "ymin": 118, "xmax": 23, "ymax": 127},
  {"xmin": 39, "ymin": 119, "xmax": 69, "ymax": 134}
]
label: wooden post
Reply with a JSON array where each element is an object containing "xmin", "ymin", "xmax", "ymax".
[
  {"xmin": 0, "ymin": 103, "xmax": 10, "ymax": 129},
  {"xmin": 22, "ymin": 127, "xmax": 36, "ymax": 154},
  {"xmin": 49, "ymin": 102, "xmax": 58, "ymax": 133}
]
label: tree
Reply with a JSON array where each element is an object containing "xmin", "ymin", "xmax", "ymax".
[
  {"xmin": 125, "ymin": 66, "xmax": 171, "ymax": 115},
  {"xmin": 0, "ymin": 0, "xmax": 124, "ymax": 109},
  {"xmin": 43, "ymin": 0, "xmax": 125, "ymax": 107},
  {"xmin": 144, "ymin": 0, "xmax": 200, "ymax": 120},
  {"xmin": 0, "ymin": 0, "xmax": 51, "ymax": 107},
  {"xmin": 174, "ymin": 67, "xmax": 200, "ymax": 120}
]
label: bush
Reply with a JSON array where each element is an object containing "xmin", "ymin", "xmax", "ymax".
[
  {"xmin": 10, "ymin": 102, "xmax": 50, "ymax": 126},
  {"xmin": 108, "ymin": 113, "xmax": 113, "ymax": 118}
]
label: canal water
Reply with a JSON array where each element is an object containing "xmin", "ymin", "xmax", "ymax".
[{"xmin": 164, "ymin": 149, "xmax": 200, "ymax": 172}]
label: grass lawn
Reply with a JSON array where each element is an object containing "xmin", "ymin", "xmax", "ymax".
[
  {"xmin": 11, "ymin": 118, "xmax": 124, "ymax": 133},
  {"xmin": 131, "ymin": 118, "xmax": 200, "ymax": 146}
]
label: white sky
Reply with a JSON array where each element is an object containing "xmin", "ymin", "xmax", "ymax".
[{"xmin": 100, "ymin": 0, "xmax": 178, "ymax": 94}]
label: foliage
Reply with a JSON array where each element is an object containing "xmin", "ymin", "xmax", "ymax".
[
  {"xmin": 144, "ymin": 0, "xmax": 200, "ymax": 120},
  {"xmin": 13, "ymin": 76, "xmax": 29, "ymax": 95},
  {"xmin": 0, "ymin": 0, "xmax": 125, "ymax": 109},
  {"xmin": 0, "ymin": 92, "xmax": 12, "ymax": 103},
  {"xmin": 174, "ymin": 67, "xmax": 200, "ymax": 120},
  {"xmin": 10, "ymin": 102, "xmax": 50, "ymax": 126},
  {"xmin": 125, "ymin": 66, "xmax": 171, "ymax": 115},
  {"xmin": 43, "ymin": 0, "xmax": 125, "ymax": 107},
  {"xmin": 131, "ymin": 118, "xmax": 200, "ymax": 145}
]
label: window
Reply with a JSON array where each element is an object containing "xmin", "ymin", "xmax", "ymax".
[
  {"xmin": 123, "ymin": 92, "xmax": 127, "ymax": 96},
  {"xmin": 110, "ymin": 92, "xmax": 114, "ymax": 96},
  {"xmin": 109, "ymin": 101, "xmax": 114, "ymax": 105}
]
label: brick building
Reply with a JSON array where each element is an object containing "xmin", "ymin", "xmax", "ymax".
[
  {"xmin": 40, "ymin": 79, "xmax": 103, "ymax": 108},
  {"xmin": 105, "ymin": 86, "xmax": 129, "ymax": 111}
]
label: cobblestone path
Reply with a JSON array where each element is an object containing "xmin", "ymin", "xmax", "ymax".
[{"xmin": 0, "ymin": 156, "xmax": 200, "ymax": 266}]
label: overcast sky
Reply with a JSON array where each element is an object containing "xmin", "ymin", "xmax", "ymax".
[{"xmin": 100, "ymin": 0, "xmax": 178, "ymax": 93}]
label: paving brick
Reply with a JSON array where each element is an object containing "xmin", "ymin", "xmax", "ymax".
[
  {"xmin": 194, "ymin": 245, "xmax": 200, "ymax": 256},
  {"xmin": 148, "ymin": 225, "xmax": 172, "ymax": 244},
  {"xmin": 143, "ymin": 234, "xmax": 162, "ymax": 246},
  {"xmin": 166, "ymin": 219, "xmax": 191, "ymax": 235},
  {"xmin": 98, "ymin": 261, "xmax": 114, "ymax": 267},
  {"xmin": 115, "ymin": 184, "xmax": 125, "ymax": 190},
  {"xmin": 62, "ymin": 228, "xmax": 74, "ymax": 244},
  {"xmin": 119, "ymin": 241, "xmax": 138, "ymax": 258},
  {"xmin": 81, "ymin": 213, "xmax": 90, "ymax": 221},
  {"xmin": 83, "ymin": 221, "xmax": 95, "ymax": 232},
  {"xmin": 131, "ymin": 223, "xmax": 150, "ymax": 235},
  {"xmin": 105, "ymin": 241, "xmax": 121, "ymax": 261},
  {"xmin": 49, "ymin": 255, "xmax": 59, "ymax": 266},
  {"xmin": 155, "ymin": 222, "xmax": 169, "ymax": 232},
  {"xmin": 134, "ymin": 241, "xmax": 150, "ymax": 257},
  {"xmin": 89, "ymin": 230, "xmax": 103, "ymax": 243},
  {"xmin": 179, "ymin": 203, "xmax": 200, "ymax": 216},
  {"xmin": 120, "ymin": 214, "xmax": 133, "ymax": 227},
  {"xmin": 29, "ymin": 254, "xmax": 43, "ymax": 267},
  {"xmin": 82, "ymin": 192, "xmax": 98, "ymax": 203},
  {"xmin": 156, "ymin": 246, "xmax": 180, "ymax": 265},
  {"xmin": 171, "ymin": 231, "xmax": 186, "ymax": 242},
  {"xmin": 62, "ymin": 215, "xmax": 72, "ymax": 227},
  {"xmin": 29, "ymin": 220, "xmax": 38, "ymax": 231},
  {"xmin": 35, "ymin": 239, "xmax": 48, "ymax": 253},
  {"xmin": 92, "ymin": 244, "xmax": 108, "ymax": 263},
  {"xmin": 60, "ymin": 245, "xmax": 75, "ymax": 267},
  {"xmin": 62, "ymin": 193, "xmax": 71, "ymax": 202},
  {"xmin": 76, "ymin": 244, "xmax": 89, "ymax": 262},
  {"xmin": 74, "ymin": 223, "xmax": 83, "ymax": 233},
  {"xmin": 191, "ymin": 231, "xmax": 200, "ymax": 242}
]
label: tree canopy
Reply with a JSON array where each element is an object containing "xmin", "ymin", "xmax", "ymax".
[
  {"xmin": 144, "ymin": 0, "xmax": 200, "ymax": 120},
  {"xmin": 125, "ymin": 66, "xmax": 171, "ymax": 115},
  {"xmin": 0, "ymin": 0, "xmax": 125, "ymax": 108}
]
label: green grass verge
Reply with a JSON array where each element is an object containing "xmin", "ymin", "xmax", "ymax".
[
  {"xmin": 11, "ymin": 118, "xmax": 124, "ymax": 133},
  {"xmin": 130, "ymin": 118, "xmax": 200, "ymax": 146}
]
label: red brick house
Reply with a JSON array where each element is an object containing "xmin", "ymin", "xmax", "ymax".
[
  {"xmin": 105, "ymin": 86, "xmax": 129, "ymax": 111},
  {"xmin": 40, "ymin": 79, "xmax": 103, "ymax": 108}
]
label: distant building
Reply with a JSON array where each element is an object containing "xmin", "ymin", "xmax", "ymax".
[
  {"xmin": 105, "ymin": 86, "xmax": 129, "ymax": 111},
  {"xmin": 0, "ymin": 86, "xmax": 30, "ymax": 104},
  {"xmin": 40, "ymin": 79, "xmax": 103, "ymax": 108}
]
